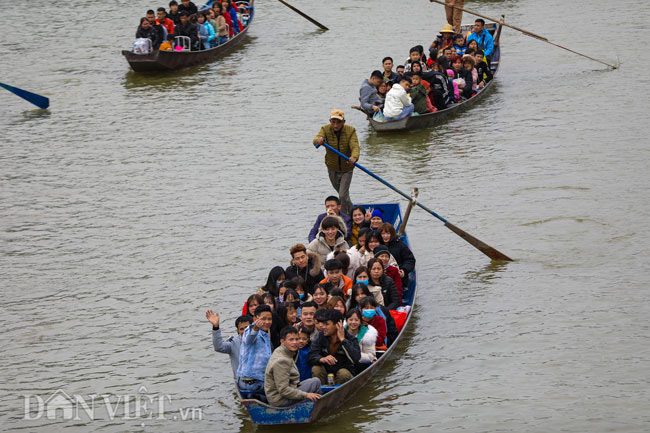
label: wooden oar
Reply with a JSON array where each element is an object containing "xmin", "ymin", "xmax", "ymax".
[
  {"xmin": 397, "ymin": 188, "xmax": 418, "ymax": 237},
  {"xmin": 277, "ymin": 0, "xmax": 328, "ymax": 30},
  {"xmin": 429, "ymin": 0, "xmax": 618, "ymax": 69},
  {"xmin": 316, "ymin": 142, "xmax": 514, "ymax": 261},
  {"xmin": 0, "ymin": 82, "xmax": 50, "ymax": 109}
]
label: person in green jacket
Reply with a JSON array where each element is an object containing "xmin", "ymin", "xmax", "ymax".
[
  {"xmin": 313, "ymin": 110, "xmax": 360, "ymax": 216},
  {"xmin": 408, "ymin": 72, "xmax": 428, "ymax": 114},
  {"xmin": 264, "ymin": 327, "xmax": 322, "ymax": 407}
]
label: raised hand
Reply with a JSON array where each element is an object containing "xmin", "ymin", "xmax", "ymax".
[
  {"xmin": 206, "ymin": 310, "xmax": 220, "ymax": 327},
  {"xmin": 336, "ymin": 322, "xmax": 345, "ymax": 341}
]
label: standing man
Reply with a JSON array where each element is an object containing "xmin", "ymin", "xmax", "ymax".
[
  {"xmin": 466, "ymin": 18, "xmax": 494, "ymax": 63},
  {"xmin": 313, "ymin": 110, "xmax": 360, "ymax": 217},
  {"xmin": 444, "ymin": 0, "xmax": 464, "ymax": 34},
  {"xmin": 264, "ymin": 327, "xmax": 322, "ymax": 407}
]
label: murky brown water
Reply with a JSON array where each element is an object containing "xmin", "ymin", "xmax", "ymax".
[{"xmin": 2, "ymin": 0, "xmax": 650, "ymax": 431}]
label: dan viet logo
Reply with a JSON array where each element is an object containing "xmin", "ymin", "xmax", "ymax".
[{"xmin": 23, "ymin": 386, "xmax": 201, "ymax": 422}]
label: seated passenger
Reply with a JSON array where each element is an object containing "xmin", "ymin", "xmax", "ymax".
[
  {"xmin": 308, "ymin": 309, "xmax": 361, "ymax": 385},
  {"xmin": 178, "ymin": 0, "xmax": 198, "ymax": 15},
  {"xmin": 408, "ymin": 72, "xmax": 429, "ymax": 115},
  {"xmin": 466, "ymin": 39, "xmax": 478, "ymax": 53},
  {"xmin": 462, "ymin": 54, "xmax": 478, "ymax": 94},
  {"xmin": 223, "ymin": 0, "xmax": 241, "ymax": 34},
  {"xmin": 430, "ymin": 24, "xmax": 455, "ymax": 60},
  {"xmin": 403, "ymin": 46, "xmax": 429, "ymax": 73},
  {"xmin": 174, "ymin": 11, "xmax": 199, "ymax": 50},
  {"xmin": 379, "ymin": 222, "xmax": 416, "ymax": 287},
  {"xmin": 264, "ymin": 327, "xmax": 322, "ymax": 407},
  {"xmin": 366, "ymin": 258, "xmax": 400, "ymax": 310},
  {"xmin": 159, "ymin": 34, "xmax": 174, "ymax": 51},
  {"xmin": 366, "ymin": 231, "xmax": 398, "ymax": 268},
  {"xmin": 345, "ymin": 309, "xmax": 377, "ymax": 368},
  {"xmin": 206, "ymin": 310, "xmax": 251, "ymax": 378},
  {"xmin": 168, "ymin": 0, "xmax": 181, "ymax": 25},
  {"xmin": 474, "ymin": 49, "xmax": 493, "ymax": 88},
  {"xmin": 319, "ymin": 259, "xmax": 353, "ymax": 296},
  {"xmin": 358, "ymin": 296, "xmax": 387, "ymax": 346},
  {"xmin": 197, "ymin": 11, "xmax": 216, "ymax": 50},
  {"xmin": 349, "ymin": 227, "xmax": 373, "ymax": 268},
  {"xmin": 157, "ymin": 7, "xmax": 175, "ymax": 35},
  {"xmin": 453, "ymin": 34, "xmax": 466, "ymax": 56},
  {"xmin": 369, "ymin": 208, "xmax": 384, "ymax": 230},
  {"xmin": 276, "ymin": 302, "xmax": 299, "ymax": 328},
  {"xmin": 327, "ymin": 295, "xmax": 347, "ymax": 316},
  {"xmin": 259, "ymin": 266, "xmax": 286, "ymax": 297},
  {"xmin": 261, "ymin": 292, "xmax": 276, "ymax": 312},
  {"xmin": 211, "ymin": 2, "xmax": 229, "ymax": 45},
  {"xmin": 135, "ymin": 17, "xmax": 161, "ymax": 51},
  {"xmin": 384, "ymin": 76, "xmax": 415, "ymax": 122},
  {"xmin": 243, "ymin": 293, "xmax": 262, "ymax": 317},
  {"xmin": 396, "ymin": 65, "xmax": 405, "ymax": 76},
  {"xmin": 285, "ymin": 243, "xmax": 324, "ymax": 295},
  {"xmin": 307, "ymin": 216, "xmax": 350, "ymax": 266},
  {"xmin": 360, "ymin": 70, "xmax": 384, "ymax": 115},
  {"xmin": 146, "ymin": 9, "xmax": 167, "ymax": 44},
  {"xmin": 295, "ymin": 301, "xmax": 318, "ymax": 342},
  {"xmin": 351, "ymin": 269, "xmax": 384, "ymax": 306},
  {"xmin": 377, "ymin": 81, "xmax": 388, "ymax": 103},
  {"xmin": 308, "ymin": 196, "xmax": 352, "ymax": 243},
  {"xmin": 290, "ymin": 277, "xmax": 312, "ymax": 303},
  {"xmin": 326, "ymin": 247, "xmax": 356, "ymax": 280},
  {"xmin": 382, "ymin": 56, "xmax": 400, "ymax": 82},
  {"xmin": 373, "ymin": 245, "xmax": 403, "ymax": 301},
  {"xmin": 348, "ymin": 206, "xmax": 369, "ymax": 246},
  {"xmin": 236, "ymin": 304, "xmax": 273, "ymax": 393},
  {"xmin": 422, "ymin": 63, "xmax": 452, "ymax": 110},
  {"xmin": 311, "ymin": 283, "xmax": 331, "ymax": 310},
  {"xmin": 296, "ymin": 327, "xmax": 313, "ymax": 380},
  {"xmin": 451, "ymin": 55, "xmax": 472, "ymax": 99},
  {"xmin": 437, "ymin": 45, "xmax": 454, "ymax": 71},
  {"xmin": 447, "ymin": 69, "xmax": 460, "ymax": 101}
]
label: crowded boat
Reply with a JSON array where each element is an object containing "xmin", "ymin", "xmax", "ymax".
[
  {"xmin": 359, "ymin": 19, "xmax": 497, "ymax": 122},
  {"xmin": 131, "ymin": 0, "xmax": 252, "ymax": 53},
  {"xmin": 205, "ymin": 196, "xmax": 416, "ymax": 409}
]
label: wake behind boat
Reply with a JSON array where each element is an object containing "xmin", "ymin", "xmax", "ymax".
[
  {"xmin": 122, "ymin": 0, "xmax": 254, "ymax": 72},
  {"xmin": 362, "ymin": 21, "xmax": 503, "ymax": 132}
]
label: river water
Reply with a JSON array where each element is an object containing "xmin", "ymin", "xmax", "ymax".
[{"xmin": 2, "ymin": 0, "xmax": 650, "ymax": 431}]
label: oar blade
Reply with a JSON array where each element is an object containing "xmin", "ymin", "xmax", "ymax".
[
  {"xmin": 444, "ymin": 222, "xmax": 514, "ymax": 262},
  {"xmin": 0, "ymin": 82, "xmax": 50, "ymax": 109}
]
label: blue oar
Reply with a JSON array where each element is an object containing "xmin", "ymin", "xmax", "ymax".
[
  {"xmin": 316, "ymin": 141, "xmax": 513, "ymax": 261},
  {"xmin": 0, "ymin": 82, "xmax": 50, "ymax": 109}
]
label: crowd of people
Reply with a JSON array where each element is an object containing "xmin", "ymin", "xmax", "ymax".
[
  {"xmin": 206, "ymin": 195, "xmax": 416, "ymax": 407},
  {"xmin": 359, "ymin": 18, "xmax": 495, "ymax": 122},
  {"xmin": 133, "ymin": 0, "xmax": 251, "ymax": 53}
]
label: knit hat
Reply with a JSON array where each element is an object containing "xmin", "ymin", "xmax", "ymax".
[
  {"xmin": 371, "ymin": 209, "xmax": 384, "ymax": 220},
  {"xmin": 373, "ymin": 245, "xmax": 390, "ymax": 258},
  {"xmin": 446, "ymin": 69, "xmax": 454, "ymax": 78}
]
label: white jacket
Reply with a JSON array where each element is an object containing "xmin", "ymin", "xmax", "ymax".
[
  {"xmin": 383, "ymin": 83, "xmax": 412, "ymax": 118},
  {"xmin": 359, "ymin": 325, "xmax": 378, "ymax": 363}
]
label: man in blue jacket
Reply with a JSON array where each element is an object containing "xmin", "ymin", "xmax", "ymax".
[{"xmin": 466, "ymin": 18, "xmax": 494, "ymax": 63}]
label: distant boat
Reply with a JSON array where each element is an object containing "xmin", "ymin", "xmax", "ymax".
[
  {"xmin": 366, "ymin": 22, "xmax": 503, "ymax": 132},
  {"xmin": 122, "ymin": 1, "xmax": 253, "ymax": 72},
  {"xmin": 237, "ymin": 201, "xmax": 418, "ymax": 425}
]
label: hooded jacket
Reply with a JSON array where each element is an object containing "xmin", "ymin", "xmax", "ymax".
[
  {"xmin": 308, "ymin": 329, "xmax": 361, "ymax": 375},
  {"xmin": 285, "ymin": 251, "xmax": 324, "ymax": 294},
  {"xmin": 308, "ymin": 213, "xmax": 351, "ymax": 242},
  {"xmin": 307, "ymin": 231, "xmax": 349, "ymax": 267},
  {"xmin": 383, "ymin": 83, "xmax": 412, "ymax": 118},
  {"xmin": 264, "ymin": 344, "xmax": 307, "ymax": 407}
]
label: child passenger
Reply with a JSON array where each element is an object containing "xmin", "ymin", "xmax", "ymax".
[
  {"xmin": 296, "ymin": 327, "xmax": 312, "ymax": 380},
  {"xmin": 453, "ymin": 34, "xmax": 466, "ymax": 56},
  {"xmin": 474, "ymin": 49, "xmax": 493, "ymax": 88},
  {"xmin": 408, "ymin": 72, "xmax": 429, "ymax": 115},
  {"xmin": 159, "ymin": 33, "xmax": 174, "ymax": 51}
]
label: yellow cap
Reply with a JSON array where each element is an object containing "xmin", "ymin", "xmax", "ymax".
[{"xmin": 330, "ymin": 109, "xmax": 345, "ymax": 121}]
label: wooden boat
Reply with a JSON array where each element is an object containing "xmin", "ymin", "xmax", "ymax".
[
  {"xmin": 122, "ymin": 1, "xmax": 254, "ymax": 72},
  {"xmin": 238, "ymin": 202, "xmax": 418, "ymax": 425},
  {"xmin": 366, "ymin": 22, "xmax": 503, "ymax": 132}
]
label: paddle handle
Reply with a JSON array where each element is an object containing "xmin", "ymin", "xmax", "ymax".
[{"xmin": 316, "ymin": 142, "xmax": 448, "ymax": 223}]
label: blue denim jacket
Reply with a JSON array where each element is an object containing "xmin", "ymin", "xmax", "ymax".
[{"xmin": 235, "ymin": 324, "xmax": 272, "ymax": 381}]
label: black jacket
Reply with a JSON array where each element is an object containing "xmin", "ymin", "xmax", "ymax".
[
  {"xmin": 475, "ymin": 62, "xmax": 493, "ymax": 85},
  {"xmin": 178, "ymin": 1, "xmax": 198, "ymax": 15},
  {"xmin": 386, "ymin": 239, "xmax": 416, "ymax": 275},
  {"xmin": 374, "ymin": 274, "xmax": 400, "ymax": 311},
  {"xmin": 456, "ymin": 68, "xmax": 474, "ymax": 99},
  {"xmin": 422, "ymin": 70, "xmax": 451, "ymax": 109},
  {"xmin": 308, "ymin": 330, "xmax": 361, "ymax": 375},
  {"xmin": 174, "ymin": 21, "xmax": 199, "ymax": 50},
  {"xmin": 285, "ymin": 258, "xmax": 324, "ymax": 295},
  {"xmin": 378, "ymin": 304, "xmax": 399, "ymax": 347},
  {"xmin": 135, "ymin": 26, "xmax": 161, "ymax": 50}
]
